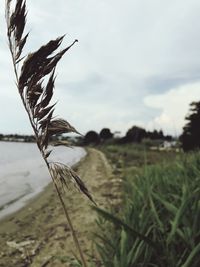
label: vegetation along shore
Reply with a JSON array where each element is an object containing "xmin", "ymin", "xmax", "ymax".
[{"xmin": 1, "ymin": 141, "xmax": 199, "ymax": 266}]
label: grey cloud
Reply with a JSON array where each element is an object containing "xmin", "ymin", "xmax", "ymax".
[
  {"xmin": 144, "ymin": 71, "xmax": 200, "ymax": 94},
  {"xmin": 1, "ymin": 0, "xmax": 200, "ymax": 134}
]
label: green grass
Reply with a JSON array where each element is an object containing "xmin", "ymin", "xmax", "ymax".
[
  {"xmin": 95, "ymin": 144, "xmax": 200, "ymax": 267},
  {"xmin": 100, "ymin": 143, "xmax": 177, "ymax": 168}
]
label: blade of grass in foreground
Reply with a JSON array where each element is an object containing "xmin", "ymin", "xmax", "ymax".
[{"xmin": 93, "ymin": 206, "xmax": 158, "ymax": 250}]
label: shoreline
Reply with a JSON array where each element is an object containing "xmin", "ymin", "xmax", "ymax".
[
  {"xmin": 0, "ymin": 148, "xmax": 87, "ymax": 224},
  {"xmin": 0, "ymin": 148, "xmax": 120, "ymax": 267},
  {"xmin": 0, "ymin": 181, "xmax": 53, "ymax": 225},
  {"xmin": 0, "ymin": 144, "xmax": 87, "ymax": 221},
  {"xmin": 0, "ymin": 152, "xmax": 90, "ymax": 267}
]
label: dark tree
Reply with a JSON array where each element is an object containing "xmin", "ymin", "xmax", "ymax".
[
  {"xmin": 152, "ymin": 130, "xmax": 159, "ymax": 140},
  {"xmin": 158, "ymin": 130, "xmax": 164, "ymax": 139},
  {"xmin": 165, "ymin": 135, "xmax": 172, "ymax": 141},
  {"xmin": 84, "ymin": 131, "xmax": 100, "ymax": 145},
  {"xmin": 99, "ymin": 128, "xmax": 113, "ymax": 140},
  {"xmin": 180, "ymin": 101, "xmax": 200, "ymax": 151},
  {"xmin": 146, "ymin": 129, "xmax": 170, "ymax": 141},
  {"xmin": 125, "ymin": 126, "xmax": 146, "ymax": 143}
]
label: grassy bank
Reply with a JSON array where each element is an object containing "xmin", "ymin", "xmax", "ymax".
[{"xmin": 95, "ymin": 144, "xmax": 200, "ymax": 267}]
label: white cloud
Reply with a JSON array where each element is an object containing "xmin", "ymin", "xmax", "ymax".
[{"xmin": 144, "ymin": 82, "xmax": 200, "ymax": 135}]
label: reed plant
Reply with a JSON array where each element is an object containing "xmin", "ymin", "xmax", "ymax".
[
  {"xmin": 95, "ymin": 147, "xmax": 200, "ymax": 266},
  {"xmin": 5, "ymin": 1, "xmax": 95, "ymax": 266}
]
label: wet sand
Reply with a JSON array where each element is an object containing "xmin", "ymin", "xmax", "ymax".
[{"xmin": 0, "ymin": 148, "xmax": 121, "ymax": 267}]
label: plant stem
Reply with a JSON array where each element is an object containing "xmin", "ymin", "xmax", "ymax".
[
  {"xmin": 7, "ymin": 30, "xmax": 88, "ymax": 267},
  {"xmin": 49, "ymin": 172, "xmax": 88, "ymax": 267},
  {"xmin": 44, "ymin": 156, "xmax": 88, "ymax": 267}
]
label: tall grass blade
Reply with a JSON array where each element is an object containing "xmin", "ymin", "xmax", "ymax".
[
  {"xmin": 181, "ymin": 243, "xmax": 200, "ymax": 267},
  {"xmin": 167, "ymin": 185, "xmax": 190, "ymax": 244},
  {"xmin": 93, "ymin": 206, "xmax": 158, "ymax": 249},
  {"xmin": 149, "ymin": 193, "xmax": 164, "ymax": 232},
  {"xmin": 152, "ymin": 191, "xmax": 177, "ymax": 215}
]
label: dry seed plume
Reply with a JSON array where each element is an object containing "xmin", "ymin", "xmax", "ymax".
[{"xmin": 5, "ymin": 0, "xmax": 95, "ymax": 204}]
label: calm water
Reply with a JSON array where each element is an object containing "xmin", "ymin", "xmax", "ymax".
[{"xmin": 0, "ymin": 141, "xmax": 86, "ymax": 219}]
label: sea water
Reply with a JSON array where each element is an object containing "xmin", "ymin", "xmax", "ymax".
[{"xmin": 0, "ymin": 141, "xmax": 86, "ymax": 219}]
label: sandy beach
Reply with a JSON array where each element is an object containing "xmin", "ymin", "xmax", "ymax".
[{"xmin": 0, "ymin": 148, "xmax": 121, "ymax": 267}]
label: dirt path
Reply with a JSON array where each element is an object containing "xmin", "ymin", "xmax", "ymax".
[{"xmin": 0, "ymin": 148, "xmax": 121, "ymax": 267}]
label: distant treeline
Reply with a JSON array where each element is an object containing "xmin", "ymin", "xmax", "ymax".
[
  {"xmin": 83, "ymin": 126, "xmax": 173, "ymax": 145},
  {"xmin": 0, "ymin": 126, "xmax": 173, "ymax": 145},
  {"xmin": 1, "ymin": 100, "xmax": 200, "ymax": 151},
  {"xmin": 0, "ymin": 133, "xmax": 72, "ymax": 143},
  {"xmin": 84, "ymin": 100, "xmax": 200, "ymax": 152},
  {"xmin": 0, "ymin": 134, "xmax": 35, "ymax": 142}
]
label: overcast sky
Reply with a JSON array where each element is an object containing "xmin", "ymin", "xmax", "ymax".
[{"xmin": 1, "ymin": 0, "xmax": 200, "ymax": 136}]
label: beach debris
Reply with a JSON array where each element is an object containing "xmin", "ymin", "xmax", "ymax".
[
  {"xmin": 7, "ymin": 240, "xmax": 35, "ymax": 250},
  {"xmin": 6, "ymin": 239, "xmax": 41, "ymax": 261}
]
